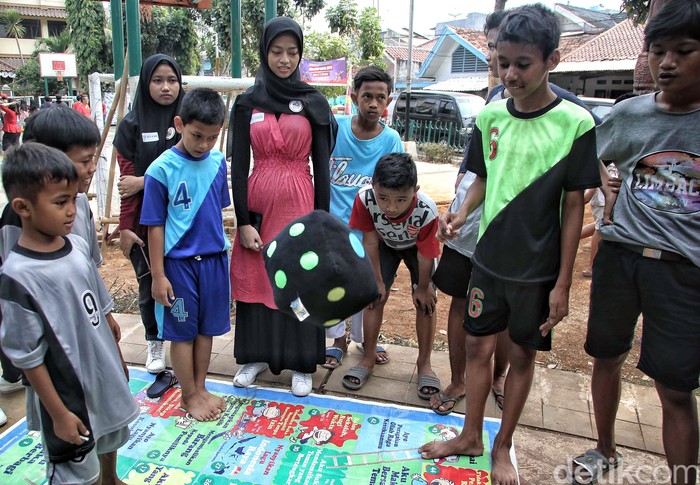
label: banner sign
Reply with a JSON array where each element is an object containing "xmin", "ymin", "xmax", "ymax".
[{"xmin": 300, "ymin": 57, "xmax": 348, "ymax": 85}]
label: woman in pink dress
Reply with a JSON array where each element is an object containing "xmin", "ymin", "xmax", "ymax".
[{"xmin": 228, "ymin": 17, "xmax": 337, "ymax": 397}]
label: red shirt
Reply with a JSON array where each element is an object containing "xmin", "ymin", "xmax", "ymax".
[
  {"xmin": 116, "ymin": 153, "xmax": 147, "ymax": 238},
  {"xmin": 74, "ymin": 102, "xmax": 91, "ymax": 118},
  {"xmin": 0, "ymin": 105, "xmax": 21, "ymax": 133}
]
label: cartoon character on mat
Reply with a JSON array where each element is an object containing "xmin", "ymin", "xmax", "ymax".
[
  {"xmin": 250, "ymin": 403, "xmax": 281, "ymax": 421},
  {"xmin": 293, "ymin": 425, "xmax": 335, "ymax": 445},
  {"xmin": 411, "ymin": 474, "xmax": 454, "ymax": 485}
]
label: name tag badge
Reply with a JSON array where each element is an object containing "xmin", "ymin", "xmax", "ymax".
[
  {"xmin": 251, "ymin": 113, "xmax": 265, "ymax": 124},
  {"xmin": 142, "ymin": 132, "xmax": 159, "ymax": 142}
]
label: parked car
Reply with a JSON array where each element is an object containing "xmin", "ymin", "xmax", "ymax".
[
  {"xmin": 578, "ymin": 96, "xmax": 615, "ymax": 120},
  {"xmin": 391, "ymin": 90, "xmax": 485, "ymax": 147}
]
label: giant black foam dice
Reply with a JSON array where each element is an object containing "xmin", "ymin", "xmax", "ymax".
[{"xmin": 263, "ymin": 210, "xmax": 379, "ymax": 328}]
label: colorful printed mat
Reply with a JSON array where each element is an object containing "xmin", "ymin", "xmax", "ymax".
[{"xmin": 0, "ymin": 367, "xmax": 511, "ymax": 484}]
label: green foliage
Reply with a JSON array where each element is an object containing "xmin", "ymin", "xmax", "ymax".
[
  {"xmin": 358, "ymin": 8, "xmax": 383, "ymax": 61},
  {"xmin": 13, "ymin": 56, "xmax": 64, "ymax": 96},
  {"xmin": 140, "ymin": 8, "xmax": 201, "ymax": 75},
  {"xmin": 622, "ymin": 0, "xmax": 651, "ymax": 25},
  {"xmin": 207, "ymin": 0, "xmax": 324, "ymax": 75},
  {"xmin": 420, "ymin": 142, "xmax": 456, "ymax": 164},
  {"xmin": 1, "ymin": 9, "xmax": 27, "ymax": 64},
  {"xmin": 35, "ymin": 30, "xmax": 71, "ymax": 54},
  {"xmin": 65, "ymin": 0, "xmax": 111, "ymax": 85},
  {"xmin": 325, "ymin": 0, "xmax": 358, "ymax": 36}
]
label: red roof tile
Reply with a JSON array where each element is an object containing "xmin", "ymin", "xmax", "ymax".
[
  {"xmin": 385, "ymin": 46, "xmax": 433, "ymax": 63},
  {"xmin": 559, "ymin": 33, "xmax": 598, "ymax": 58},
  {"xmin": 0, "ymin": 57, "xmax": 23, "ymax": 73},
  {"xmin": 452, "ymin": 27, "xmax": 489, "ymax": 55},
  {"xmin": 563, "ymin": 19, "xmax": 644, "ymax": 62},
  {"xmin": 0, "ymin": 5, "xmax": 66, "ymax": 18}
]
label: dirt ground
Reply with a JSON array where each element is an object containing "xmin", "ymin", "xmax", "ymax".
[{"xmin": 99, "ymin": 207, "xmax": 646, "ymax": 386}]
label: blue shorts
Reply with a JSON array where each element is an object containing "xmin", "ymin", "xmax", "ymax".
[{"xmin": 156, "ymin": 252, "xmax": 231, "ymax": 342}]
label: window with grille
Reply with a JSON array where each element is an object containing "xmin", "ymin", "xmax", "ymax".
[{"xmin": 451, "ymin": 46, "xmax": 487, "ymax": 73}]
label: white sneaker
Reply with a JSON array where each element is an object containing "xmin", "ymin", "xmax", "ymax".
[
  {"xmin": 233, "ymin": 363, "xmax": 267, "ymax": 388},
  {"xmin": 0, "ymin": 407, "xmax": 7, "ymax": 426},
  {"xmin": 291, "ymin": 372, "xmax": 312, "ymax": 397},
  {"xmin": 0, "ymin": 377, "xmax": 23, "ymax": 394},
  {"xmin": 146, "ymin": 341, "xmax": 166, "ymax": 374}
]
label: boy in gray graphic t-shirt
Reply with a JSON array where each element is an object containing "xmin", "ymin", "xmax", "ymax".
[{"xmin": 0, "ymin": 143, "xmax": 138, "ymax": 485}]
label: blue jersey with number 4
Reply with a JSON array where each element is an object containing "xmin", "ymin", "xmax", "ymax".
[{"xmin": 141, "ymin": 146, "xmax": 231, "ymax": 258}]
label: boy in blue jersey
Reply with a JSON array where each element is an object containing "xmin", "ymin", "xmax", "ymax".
[
  {"xmin": 0, "ymin": 143, "xmax": 138, "ymax": 485},
  {"xmin": 141, "ymin": 88, "xmax": 231, "ymax": 422},
  {"xmin": 324, "ymin": 66, "xmax": 403, "ymax": 369},
  {"xmin": 574, "ymin": 2, "xmax": 700, "ymax": 484},
  {"xmin": 419, "ymin": 6, "xmax": 600, "ymax": 485}
]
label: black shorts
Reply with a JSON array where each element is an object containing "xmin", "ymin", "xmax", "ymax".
[
  {"xmin": 378, "ymin": 240, "xmax": 436, "ymax": 291},
  {"xmin": 585, "ymin": 241, "xmax": 700, "ymax": 392},
  {"xmin": 432, "ymin": 246, "xmax": 473, "ymax": 298},
  {"xmin": 465, "ymin": 267, "xmax": 554, "ymax": 351}
]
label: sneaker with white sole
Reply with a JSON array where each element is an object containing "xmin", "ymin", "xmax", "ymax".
[
  {"xmin": 233, "ymin": 362, "xmax": 267, "ymax": 388},
  {"xmin": 0, "ymin": 377, "xmax": 23, "ymax": 394},
  {"xmin": 146, "ymin": 340, "xmax": 166, "ymax": 374},
  {"xmin": 0, "ymin": 407, "xmax": 7, "ymax": 426},
  {"xmin": 291, "ymin": 372, "xmax": 312, "ymax": 397}
]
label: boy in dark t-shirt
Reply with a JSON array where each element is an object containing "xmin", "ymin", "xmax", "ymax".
[
  {"xmin": 573, "ymin": 2, "xmax": 700, "ymax": 484},
  {"xmin": 419, "ymin": 6, "xmax": 600, "ymax": 485}
]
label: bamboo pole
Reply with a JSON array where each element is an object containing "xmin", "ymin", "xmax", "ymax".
[
  {"xmin": 219, "ymin": 90, "xmax": 234, "ymax": 152},
  {"xmin": 100, "ymin": 53, "xmax": 130, "ymax": 253}
]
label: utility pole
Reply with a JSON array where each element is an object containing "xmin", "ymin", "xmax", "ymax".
[{"xmin": 403, "ymin": 0, "xmax": 414, "ymax": 142}]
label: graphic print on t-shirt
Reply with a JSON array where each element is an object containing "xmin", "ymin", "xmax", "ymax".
[
  {"xmin": 630, "ymin": 151, "xmax": 700, "ymax": 214},
  {"xmin": 330, "ymin": 157, "xmax": 373, "ymax": 189}
]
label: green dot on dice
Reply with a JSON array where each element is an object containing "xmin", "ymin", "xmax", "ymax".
[
  {"xmin": 266, "ymin": 240, "xmax": 277, "ymax": 257},
  {"xmin": 289, "ymin": 223, "xmax": 305, "ymax": 236},
  {"xmin": 300, "ymin": 251, "xmax": 319, "ymax": 270},
  {"xmin": 349, "ymin": 233, "xmax": 365, "ymax": 257},
  {"xmin": 327, "ymin": 287, "xmax": 345, "ymax": 302},
  {"xmin": 324, "ymin": 319, "xmax": 342, "ymax": 327},
  {"xmin": 275, "ymin": 270, "xmax": 287, "ymax": 288}
]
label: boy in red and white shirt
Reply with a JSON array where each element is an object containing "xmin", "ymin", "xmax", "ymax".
[{"xmin": 344, "ymin": 153, "xmax": 441, "ymax": 398}]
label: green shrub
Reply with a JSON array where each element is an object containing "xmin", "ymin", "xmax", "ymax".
[{"xmin": 420, "ymin": 142, "xmax": 456, "ymax": 164}]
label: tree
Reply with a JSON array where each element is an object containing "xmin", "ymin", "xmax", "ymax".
[
  {"xmin": 357, "ymin": 7, "xmax": 384, "ymax": 68},
  {"xmin": 35, "ymin": 29, "xmax": 71, "ymax": 54},
  {"xmin": 139, "ymin": 7, "xmax": 201, "ymax": 75},
  {"xmin": 623, "ymin": 0, "xmax": 652, "ymax": 24},
  {"xmin": 206, "ymin": 0, "xmax": 325, "ymax": 75},
  {"xmin": 325, "ymin": 0, "xmax": 358, "ymax": 36},
  {"xmin": 0, "ymin": 10, "xmax": 26, "ymax": 65},
  {"xmin": 65, "ymin": 0, "xmax": 112, "ymax": 89},
  {"xmin": 304, "ymin": 32, "xmax": 350, "ymax": 97}
]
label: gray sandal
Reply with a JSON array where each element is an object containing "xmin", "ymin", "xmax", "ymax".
[
  {"xmin": 342, "ymin": 366, "xmax": 373, "ymax": 390},
  {"xmin": 417, "ymin": 374, "xmax": 442, "ymax": 400}
]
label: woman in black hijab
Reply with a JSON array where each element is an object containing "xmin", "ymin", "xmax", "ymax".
[
  {"xmin": 229, "ymin": 17, "xmax": 337, "ymax": 397},
  {"xmin": 113, "ymin": 54, "xmax": 184, "ymax": 374}
]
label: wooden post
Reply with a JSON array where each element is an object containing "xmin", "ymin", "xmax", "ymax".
[
  {"xmin": 100, "ymin": 54, "xmax": 130, "ymax": 254},
  {"xmin": 219, "ymin": 90, "xmax": 234, "ymax": 152}
]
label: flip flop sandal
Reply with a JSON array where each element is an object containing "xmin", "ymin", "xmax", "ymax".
[
  {"xmin": 342, "ymin": 366, "xmax": 373, "ymax": 391},
  {"xmin": 356, "ymin": 343, "xmax": 391, "ymax": 365},
  {"xmin": 147, "ymin": 370, "xmax": 178, "ymax": 399},
  {"xmin": 321, "ymin": 346, "xmax": 345, "ymax": 370},
  {"xmin": 431, "ymin": 391, "xmax": 465, "ymax": 416},
  {"xmin": 417, "ymin": 374, "xmax": 441, "ymax": 400},
  {"xmin": 572, "ymin": 449, "xmax": 622, "ymax": 484}
]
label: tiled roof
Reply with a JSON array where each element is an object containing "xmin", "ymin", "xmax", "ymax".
[
  {"xmin": 556, "ymin": 4, "xmax": 620, "ymax": 30},
  {"xmin": 0, "ymin": 57, "xmax": 23, "ymax": 72},
  {"xmin": 559, "ymin": 33, "xmax": 598, "ymax": 58},
  {"xmin": 563, "ymin": 19, "xmax": 643, "ymax": 62},
  {"xmin": 451, "ymin": 27, "xmax": 489, "ymax": 55},
  {"xmin": 0, "ymin": 5, "xmax": 66, "ymax": 19},
  {"xmin": 385, "ymin": 45, "xmax": 434, "ymax": 63}
]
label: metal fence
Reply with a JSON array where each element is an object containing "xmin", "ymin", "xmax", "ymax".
[{"xmin": 391, "ymin": 118, "xmax": 469, "ymax": 152}]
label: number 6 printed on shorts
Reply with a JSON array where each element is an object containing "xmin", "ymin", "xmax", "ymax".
[{"xmin": 468, "ymin": 287, "xmax": 484, "ymax": 318}]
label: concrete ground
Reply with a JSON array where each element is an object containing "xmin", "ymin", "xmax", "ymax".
[{"xmin": 2, "ymin": 313, "xmax": 681, "ymax": 484}]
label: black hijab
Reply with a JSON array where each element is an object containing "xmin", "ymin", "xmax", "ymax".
[
  {"xmin": 113, "ymin": 54, "xmax": 184, "ymax": 176},
  {"xmin": 230, "ymin": 17, "xmax": 335, "ymax": 131}
]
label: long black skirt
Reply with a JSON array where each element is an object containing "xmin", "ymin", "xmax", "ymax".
[{"xmin": 233, "ymin": 301, "xmax": 325, "ymax": 375}]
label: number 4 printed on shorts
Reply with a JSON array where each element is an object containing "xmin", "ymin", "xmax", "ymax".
[{"xmin": 170, "ymin": 298, "xmax": 189, "ymax": 322}]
